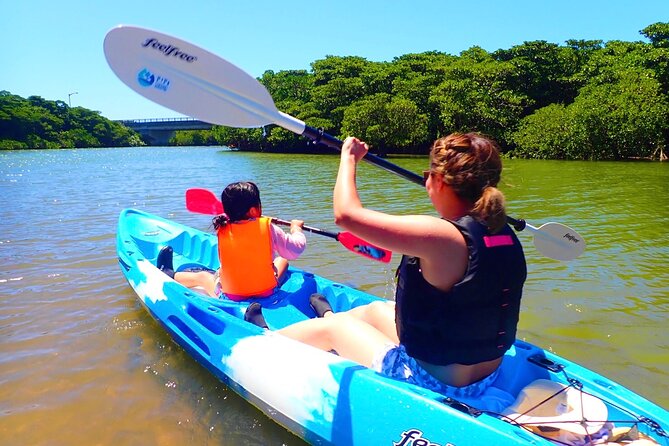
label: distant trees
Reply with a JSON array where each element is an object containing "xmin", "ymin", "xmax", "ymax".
[
  {"xmin": 0, "ymin": 91, "xmax": 143, "ymax": 149},
  {"xmin": 340, "ymin": 93, "xmax": 428, "ymax": 154},
  {"xmin": 513, "ymin": 31, "xmax": 669, "ymax": 159},
  {"xmin": 180, "ymin": 20, "xmax": 663, "ymax": 161}
]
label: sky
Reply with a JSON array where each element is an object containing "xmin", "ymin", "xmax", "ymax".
[{"xmin": 3, "ymin": 0, "xmax": 668, "ymax": 121}]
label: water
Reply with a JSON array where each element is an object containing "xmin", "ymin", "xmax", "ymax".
[{"xmin": 1, "ymin": 147, "xmax": 667, "ymax": 445}]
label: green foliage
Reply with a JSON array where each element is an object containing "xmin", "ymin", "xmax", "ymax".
[
  {"xmin": 246, "ymin": 21, "xmax": 669, "ymax": 160},
  {"xmin": 428, "ymin": 51, "xmax": 531, "ymax": 144},
  {"xmin": 0, "ymin": 91, "xmax": 143, "ymax": 149},
  {"xmin": 511, "ymin": 104, "xmax": 581, "ymax": 159},
  {"xmin": 341, "ymin": 94, "xmax": 428, "ymax": 153},
  {"xmin": 171, "ymin": 129, "xmax": 219, "ymax": 146},
  {"xmin": 210, "ymin": 126, "xmax": 265, "ymax": 150},
  {"xmin": 510, "ymin": 32, "xmax": 669, "ymax": 160},
  {"xmin": 641, "ymin": 22, "xmax": 669, "ymax": 48},
  {"xmin": 260, "ymin": 69, "xmax": 313, "ymax": 104},
  {"xmin": 494, "ymin": 41, "xmax": 582, "ymax": 110},
  {"xmin": 512, "ymin": 68, "xmax": 668, "ymax": 160}
]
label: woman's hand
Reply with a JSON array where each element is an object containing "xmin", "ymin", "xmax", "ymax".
[
  {"xmin": 342, "ymin": 136, "xmax": 369, "ymax": 163},
  {"xmin": 334, "ymin": 136, "xmax": 367, "ymax": 229}
]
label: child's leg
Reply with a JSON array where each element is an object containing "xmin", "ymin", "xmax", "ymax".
[
  {"xmin": 174, "ymin": 271, "xmax": 217, "ymax": 297},
  {"xmin": 273, "ymin": 257, "xmax": 289, "ymax": 280}
]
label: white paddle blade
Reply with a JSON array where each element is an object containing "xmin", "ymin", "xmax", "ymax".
[
  {"xmin": 531, "ymin": 222, "xmax": 586, "ymax": 261},
  {"xmin": 104, "ymin": 25, "xmax": 280, "ymax": 128}
]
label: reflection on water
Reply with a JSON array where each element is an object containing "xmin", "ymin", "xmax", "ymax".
[{"xmin": 1, "ymin": 147, "xmax": 667, "ymax": 445}]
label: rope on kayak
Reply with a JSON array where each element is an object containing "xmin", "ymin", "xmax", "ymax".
[
  {"xmin": 497, "ymin": 378, "xmax": 610, "ymax": 445},
  {"xmin": 560, "ymin": 374, "xmax": 668, "ymax": 441},
  {"xmin": 560, "ymin": 374, "xmax": 668, "ymax": 444},
  {"xmin": 472, "ymin": 370, "xmax": 668, "ymax": 445}
]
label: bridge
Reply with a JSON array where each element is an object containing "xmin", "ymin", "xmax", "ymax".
[{"xmin": 118, "ymin": 118, "xmax": 214, "ymax": 145}]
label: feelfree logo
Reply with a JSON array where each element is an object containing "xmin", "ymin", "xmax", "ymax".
[
  {"xmin": 141, "ymin": 37, "xmax": 198, "ymax": 62},
  {"xmin": 137, "ymin": 69, "xmax": 155, "ymax": 87},
  {"xmin": 394, "ymin": 429, "xmax": 455, "ymax": 446},
  {"xmin": 137, "ymin": 68, "xmax": 170, "ymax": 92},
  {"xmin": 563, "ymin": 233, "xmax": 581, "ymax": 244}
]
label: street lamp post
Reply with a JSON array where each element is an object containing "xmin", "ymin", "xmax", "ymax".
[{"xmin": 68, "ymin": 91, "xmax": 78, "ymax": 107}]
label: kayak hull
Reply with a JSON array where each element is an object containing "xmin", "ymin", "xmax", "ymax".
[{"xmin": 117, "ymin": 209, "xmax": 669, "ymax": 445}]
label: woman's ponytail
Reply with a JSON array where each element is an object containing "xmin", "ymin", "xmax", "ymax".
[
  {"xmin": 430, "ymin": 132, "xmax": 508, "ymax": 232},
  {"xmin": 471, "ymin": 186, "xmax": 507, "ymax": 233}
]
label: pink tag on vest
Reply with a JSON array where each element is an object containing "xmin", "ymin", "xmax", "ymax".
[{"xmin": 483, "ymin": 234, "xmax": 514, "ymax": 248}]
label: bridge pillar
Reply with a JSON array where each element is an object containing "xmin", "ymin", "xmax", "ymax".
[{"xmin": 140, "ymin": 129, "xmax": 176, "ymax": 146}]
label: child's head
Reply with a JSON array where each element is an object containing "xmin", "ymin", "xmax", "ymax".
[
  {"xmin": 213, "ymin": 181, "xmax": 262, "ymax": 228},
  {"xmin": 221, "ymin": 181, "xmax": 261, "ymax": 219}
]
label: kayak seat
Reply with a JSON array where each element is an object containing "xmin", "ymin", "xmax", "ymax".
[
  {"xmin": 170, "ymin": 231, "xmax": 219, "ymax": 268},
  {"xmin": 178, "ymin": 263, "xmax": 216, "ymax": 274}
]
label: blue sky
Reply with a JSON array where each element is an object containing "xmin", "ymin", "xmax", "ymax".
[{"xmin": 3, "ymin": 0, "xmax": 668, "ymax": 121}]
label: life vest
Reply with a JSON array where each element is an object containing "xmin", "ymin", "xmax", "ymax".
[
  {"xmin": 217, "ymin": 217, "xmax": 277, "ymax": 297},
  {"xmin": 395, "ymin": 215, "xmax": 527, "ymax": 365}
]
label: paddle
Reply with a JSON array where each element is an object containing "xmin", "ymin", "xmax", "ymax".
[
  {"xmin": 185, "ymin": 188, "xmax": 392, "ymax": 263},
  {"xmin": 104, "ymin": 25, "xmax": 586, "ymax": 261}
]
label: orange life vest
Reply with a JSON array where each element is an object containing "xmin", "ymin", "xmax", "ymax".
[{"xmin": 217, "ymin": 217, "xmax": 277, "ymax": 297}]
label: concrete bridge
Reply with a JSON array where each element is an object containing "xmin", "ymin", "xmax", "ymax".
[{"xmin": 119, "ymin": 118, "xmax": 214, "ymax": 145}]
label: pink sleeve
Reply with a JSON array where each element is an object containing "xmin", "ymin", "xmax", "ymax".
[{"xmin": 270, "ymin": 224, "xmax": 306, "ymax": 260}]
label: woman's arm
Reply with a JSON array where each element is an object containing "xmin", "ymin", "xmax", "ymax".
[{"xmin": 333, "ymin": 137, "xmax": 462, "ymax": 259}]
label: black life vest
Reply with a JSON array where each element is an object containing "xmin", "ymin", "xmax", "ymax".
[{"xmin": 395, "ymin": 215, "xmax": 527, "ymax": 366}]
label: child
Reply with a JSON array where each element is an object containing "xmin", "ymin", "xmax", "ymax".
[{"xmin": 158, "ymin": 181, "xmax": 306, "ymax": 300}]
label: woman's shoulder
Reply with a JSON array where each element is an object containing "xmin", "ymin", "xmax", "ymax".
[{"xmin": 402, "ymin": 215, "xmax": 467, "ymax": 263}]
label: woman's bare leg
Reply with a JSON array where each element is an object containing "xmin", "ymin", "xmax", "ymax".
[
  {"xmin": 345, "ymin": 300, "xmax": 399, "ymax": 344},
  {"xmin": 278, "ymin": 312, "xmax": 393, "ymax": 367}
]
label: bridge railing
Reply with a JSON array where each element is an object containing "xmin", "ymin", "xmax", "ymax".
[{"xmin": 117, "ymin": 117, "xmax": 203, "ymax": 125}]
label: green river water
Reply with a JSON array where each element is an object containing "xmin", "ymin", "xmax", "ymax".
[{"xmin": 0, "ymin": 146, "xmax": 667, "ymax": 445}]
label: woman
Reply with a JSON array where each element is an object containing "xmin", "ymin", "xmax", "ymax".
[
  {"xmin": 158, "ymin": 181, "xmax": 306, "ymax": 300},
  {"xmin": 274, "ymin": 133, "xmax": 527, "ymax": 408}
]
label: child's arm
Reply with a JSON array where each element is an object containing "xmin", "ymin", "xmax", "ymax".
[{"xmin": 270, "ymin": 222, "xmax": 306, "ymax": 260}]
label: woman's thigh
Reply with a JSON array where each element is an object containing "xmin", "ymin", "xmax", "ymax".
[
  {"xmin": 347, "ymin": 300, "xmax": 399, "ymax": 344},
  {"xmin": 279, "ymin": 312, "xmax": 394, "ymax": 367}
]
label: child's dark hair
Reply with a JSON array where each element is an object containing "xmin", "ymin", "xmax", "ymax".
[{"xmin": 212, "ymin": 181, "xmax": 262, "ymax": 229}]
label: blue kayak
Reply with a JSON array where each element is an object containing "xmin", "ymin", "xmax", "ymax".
[{"xmin": 117, "ymin": 208, "xmax": 669, "ymax": 445}]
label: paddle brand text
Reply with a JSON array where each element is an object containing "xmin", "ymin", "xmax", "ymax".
[
  {"xmin": 141, "ymin": 38, "xmax": 198, "ymax": 62},
  {"xmin": 563, "ymin": 233, "xmax": 580, "ymax": 244},
  {"xmin": 394, "ymin": 429, "xmax": 455, "ymax": 446}
]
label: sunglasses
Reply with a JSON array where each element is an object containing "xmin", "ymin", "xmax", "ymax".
[{"xmin": 422, "ymin": 170, "xmax": 431, "ymax": 182}]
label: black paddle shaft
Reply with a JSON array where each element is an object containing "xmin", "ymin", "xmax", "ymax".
[
  {"xmin": 302, "ymin": 124, "xmax": 425, "ymax": 186},
  {"xmin": 302, "ymin": 124, "xmax": 528, "ymax": 232},
  {"xmin": 271, "ymin": 217, "xmax": 338, "ymax": 240}
]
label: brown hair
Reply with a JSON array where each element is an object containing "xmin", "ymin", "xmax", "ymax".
[
  {"xmin": 429, "ymin": 132, "xmax": 506, "ymax": 232},
  {"xmin": 212, "ymin": 181, "xmax": 262, "ymax": 229}
]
